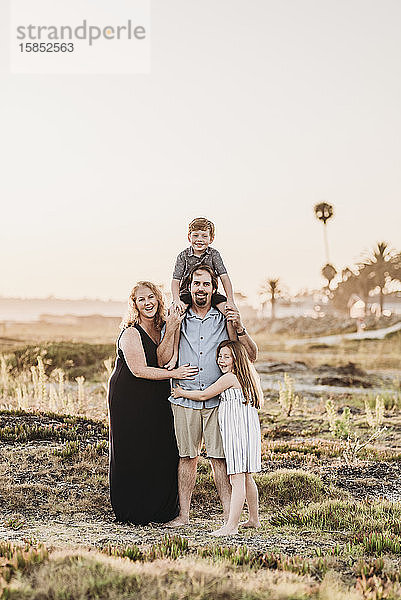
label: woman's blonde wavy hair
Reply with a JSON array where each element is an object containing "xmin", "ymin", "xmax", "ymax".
[
  {"xmin": 122, "ymin": 281, "xmax": 166, "ymax": 331},
  {"xmin": 216, "ymin": 340, "xmax": 263, "ymax": 409}
]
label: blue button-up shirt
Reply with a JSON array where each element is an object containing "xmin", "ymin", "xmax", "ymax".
[{"xmin": 169, "ymin": 307, "xmax": 229, "ymax": 409}]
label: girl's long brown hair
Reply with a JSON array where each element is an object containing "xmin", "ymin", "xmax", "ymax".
[
  {"xmin": 122, "ymin": 281, "xmax": 165, "ymax": 331},
  {"xmin": 216, "ymin": 340, "xmax": 263, "ymax": 409}
]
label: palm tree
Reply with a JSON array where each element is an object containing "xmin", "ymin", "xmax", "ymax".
[
  {"xmin": 361, "ymin": 242, "xmax": 397, "ymax": 314},
  {"xmin": 391, "ymin": 252, "xmax": 401, "ymax": 282},
  {"xmin": 331, "ymin": 265, "xmax": 375, "ymax": 315},
  {"xmin": 321, "ymin": 263, "xmax": 337, "ymax": 289},
  {"xmin": 260, "ymin": 278, "xmax": 280, "ymax": 320},
  {"xmin": 314, "ymin": 202, "xmax": 334, "ymax": 264},
  {"xmin": 355, "ymin": 265, "xmax": 376, "ymax": 316}
]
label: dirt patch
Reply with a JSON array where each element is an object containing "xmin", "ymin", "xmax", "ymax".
[
  {"xmin": 257, "ymin": 361, "xmax": 308, "ymax": 374},
  {"xmin": 315, "ymin": 376, "xmax": 373, "ymax": 388},
  {"xmin": 317, "ymin": 462, "xmax": 401, "ymax": 502},
  {"xmin": 313, "ymin": 362, "xmax": 375, "ymax": 388}
]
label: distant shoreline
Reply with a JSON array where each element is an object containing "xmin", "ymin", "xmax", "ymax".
[{"xmin": 0, "ymin": 294, "xmax": 400, "ymax": 323}]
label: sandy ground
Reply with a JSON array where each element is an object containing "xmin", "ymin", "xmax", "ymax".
[{"xmin": 0, "ymin": 513, "xmax": 339, "ymax": 557}]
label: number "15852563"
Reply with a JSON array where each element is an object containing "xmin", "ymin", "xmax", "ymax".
[{"xmin": 19, "ymin": 43, "xmax": 74, "ymax": 53}]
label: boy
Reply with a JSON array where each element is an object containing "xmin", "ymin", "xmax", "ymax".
[{"xmin": 171, "ymin": 217, "xmax": 236, "ymax": 314}]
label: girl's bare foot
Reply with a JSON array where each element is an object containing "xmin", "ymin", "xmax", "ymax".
[
  {"xmin": 210, "ymin": 526, "xmax": 238, "ymax": 537},
  {"xmin": 239, "ymin": 520, "xmax": 261, "ymax": 529}
]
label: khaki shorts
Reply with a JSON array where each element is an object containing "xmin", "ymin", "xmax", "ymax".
[{"xmin": 171, "ymin": 404, "xmax": 225, "ymax": 459}]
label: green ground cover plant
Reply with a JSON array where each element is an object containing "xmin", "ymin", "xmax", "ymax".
[{"xmin": 270, "ymin": 499, "xmax": 401, "ymax": 535}]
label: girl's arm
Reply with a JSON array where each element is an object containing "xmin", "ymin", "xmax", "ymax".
[
  {"xmin": 172, "ymin": 373, "xmax": 237, "ymax": 401},
  {"xmin": 121, "ymin": 328, "xmax": 198, "ymax": 380}
]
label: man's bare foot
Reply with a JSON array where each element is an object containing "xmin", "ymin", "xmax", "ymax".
[
  {"xmin": 210, "ymin": 526, "xmax": 238, "ymax": 537},
  {"xmin": 239, "ymin": 520, "xmax": 261, "ymax": 529},
  {"xmin": 165, "ymin": 517, "xmax": 189, "ymax": 528}
]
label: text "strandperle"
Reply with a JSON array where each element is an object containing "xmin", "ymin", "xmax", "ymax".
[{"xmin": 16, "ymin": 20, "xmax": 146, "ymax": 46}]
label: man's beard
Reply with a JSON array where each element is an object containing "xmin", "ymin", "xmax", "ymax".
[{"xmin": 193, "ymin": 293, "xmax": 207, "ymax": 306}]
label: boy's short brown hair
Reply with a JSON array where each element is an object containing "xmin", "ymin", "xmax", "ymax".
[{"xmin": 188, "ymin": 217, "xmax": 215, "ymax": 242}]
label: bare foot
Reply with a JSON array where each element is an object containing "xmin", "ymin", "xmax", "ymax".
[
  {"xmin": 239, "ymin": 520, "xmax": 261, "ymax": 529},
  {"xmin": 164, "ymin": 517, "xmax": 189, "ymax": 528},
  {"xmin": 210, "ymin": 526, "xmax": 238, "ymax": 537}
]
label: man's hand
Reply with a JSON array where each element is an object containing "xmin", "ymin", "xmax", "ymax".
[
  {"xmin": 226, "ymin": 306, "xmax": 258, "ymax": 362},
  {"xmin": 225, "ymin": 305, "xmax": 243, "ymax": 331}
]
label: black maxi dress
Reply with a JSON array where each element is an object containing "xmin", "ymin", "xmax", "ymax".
[{"xmin": 108, "ymin": 324, "xmax": 179, "ymax": 524}]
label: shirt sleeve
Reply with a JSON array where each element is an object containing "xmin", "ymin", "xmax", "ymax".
[
  {"xmin": 173, "ymin": 251, "xmax": 186, "ymax": 280},
  {"xmin": 211, "ymin": 249, "xmax": 228, "ymax": 276},
  {"xmin": 160, "ymin": 323, "xmax": 166, "ymax": 341}
]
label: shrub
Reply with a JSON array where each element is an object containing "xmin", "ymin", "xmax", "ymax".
[
  {"xmin": 8, "ymin": 342, "xmax": 115, "ymax": 379},
  {"xmin": 365, "ymin": 396, "xmax": 385, "ymax": 428},
  {"xmin": 326, "ymin": 399, "xmax": 351, "ymax": 439},
  {"xmin": 278, "ymin": 373, "xmax": 299, "ymax": 416},
  {"xmin": 270, "ymin": 499, "xmax": 401, "ymax": 535},
  {"xmin": 256, "ymin": 469, "xmax": 337, "ymax": 508}
]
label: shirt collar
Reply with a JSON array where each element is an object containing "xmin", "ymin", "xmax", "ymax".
[
  {"xmin": 187, "ymin": 246, "xmax": 211, "ymax": 257},
  {"xmin": 186, "ymin": 306, "xmax": 220, "ymax": 320}
]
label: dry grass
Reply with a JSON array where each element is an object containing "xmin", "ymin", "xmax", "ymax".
[
  {"xmin": 0, "ymin": 445, "xmax": 110, "ymax": 517},
  {"xmin": 2, "ymin": 547, "xmax": 362, "ymax": 600}
]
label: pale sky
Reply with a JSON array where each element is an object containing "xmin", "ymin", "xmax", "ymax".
[{"xmin": 1, "ymin": 0, "xmax": 400, "ymax": 304}]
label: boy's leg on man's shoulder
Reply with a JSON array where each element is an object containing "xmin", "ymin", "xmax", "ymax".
[
  {"xmin": 179, "ymin": 290, "xmax": 192, "ymax": 307},
  {"xmin": 211, "ymin": 292, "xmax": 227, "ymax": 308}
]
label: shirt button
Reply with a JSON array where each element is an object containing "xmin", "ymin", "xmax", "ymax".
[
  {"xmin": 200, "ymin": 352, "xmax": 203, "ymax": 355},
  {"xmin": 200, "ymin": 337, "xmax": 203, "ymax": 340},
  {"xmin": 200, "ymin": 368, "xmax": 203, "ymax": 371}
]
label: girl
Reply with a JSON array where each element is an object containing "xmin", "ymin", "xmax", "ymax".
[{"xmin": 172, "ymin": 340, "xmax": 263, "ymax": 536}]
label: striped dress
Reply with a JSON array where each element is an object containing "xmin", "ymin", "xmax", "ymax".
[{"xmin": 218, "ymin": 387, "xmax": 261, "ymax": 475}]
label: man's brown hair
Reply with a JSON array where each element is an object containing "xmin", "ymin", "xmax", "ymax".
[
  {"xmin": 187, "ymin": 264, "xmax": 218, "ymax": 293},
  {"xmin": 188, "ymin": 217, "xmax": 215, "ymax": 242}
]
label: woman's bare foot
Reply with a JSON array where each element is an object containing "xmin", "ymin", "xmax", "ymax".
[
  {"xmin": 239, "ymin": 520, "xmax": 261, "ymax": 529},
  {"xmin": 165, "ymin": 517, "xmax": 189, "ymax": 528},
  {"xmin": 210, "ymin": 526, "xmax": 238, "ymax": 537}
]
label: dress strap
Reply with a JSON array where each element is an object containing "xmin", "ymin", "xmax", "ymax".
[{"xmin": 117, "ymin": 325, "xmax": 134, "ymax": 351}]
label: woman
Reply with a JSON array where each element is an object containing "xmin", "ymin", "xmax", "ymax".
[{"xmin": 108, "ymin": 281, "xmax": 197, "ymax": 524}]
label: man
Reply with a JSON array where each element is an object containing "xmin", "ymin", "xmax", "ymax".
[{"xmin": 157, "ymin": 264, "xmax": 257, "ymax": 527}]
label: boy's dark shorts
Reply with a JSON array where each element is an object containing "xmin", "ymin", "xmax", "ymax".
[{"xmin": 180, "ymin": 291, "xmax": 227, "ymax": 308}]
